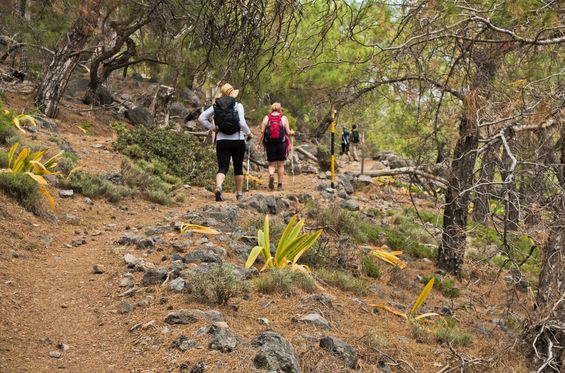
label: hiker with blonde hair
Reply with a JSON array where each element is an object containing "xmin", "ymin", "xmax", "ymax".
[
  {"xmin": 198, "ymin": 83, "xmax": 252, "ymax": 201},
  {"xmin": 256, "ymin": 102, "xmax": 294, "ymax": 191}
]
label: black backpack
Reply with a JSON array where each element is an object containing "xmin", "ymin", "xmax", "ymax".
[
  {"xmin": 213, "ymin": 96, "xmax": 240, "ymax": 135},
  {"xmin": 351, "ymin": 129, "xmax": 360, "ymax": 143}
]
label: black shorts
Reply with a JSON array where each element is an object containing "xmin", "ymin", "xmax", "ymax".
[
  {"xmin": 216, "ymin": 140, "xmax": 246, "ymax": 176},
  {"xmin": 265, "ymin": 141, "xmax": 287, "ymax": 162}
]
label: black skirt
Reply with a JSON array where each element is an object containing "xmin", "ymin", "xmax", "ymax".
[{"xmin": 265, "ymin": 141, "xmax": 287, "ymax": 162}]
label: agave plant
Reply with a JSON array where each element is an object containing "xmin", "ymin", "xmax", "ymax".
[
  {"xmin": 369, "ymin": 247, "xmax": 407, "ymax": 269},
  {"xmin": 0, "ymin": 143, "xmax": 62, "ymax": 209},
  {"xmin": 180, "ymin": 223, "xmax": 220, "ymax": 235},
  {"xmin": 12, "ymin": 114, "xmax": 37, "ymax": 133},
  {"xmin": 371, "ymin": 277, "xmax": 439, "ymax": 320},
  {"xmin": 245, "ymin": 214, "xmax": 322, "ymax": 272}
]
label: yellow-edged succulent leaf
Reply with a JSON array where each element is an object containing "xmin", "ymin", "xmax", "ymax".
[
  {"xmin": 410, "ymin": 276, "xmax": 435, "ymax": 316},
  {"xmin": 263, "ymin": 214, "xmax": 270, "ymax": 254},
  {"xmin": 371, "ymin": 249, "xmax": 407, "ymax": 269},
  {"xmin": 39, "ymin": 185, "xmax": 55, "ymax": 210},
  {"xmin": 414, "ymin": 312, "xmax": 440, "ymax": 320},
  {"xmin": 7, "ymin": 143, "xmax": 18, "ymax": 168},
  {"xmin": 180, "ymin": 223, "xmax": 220, "ymax": 235},
  {"xmin": 260, "ymin": 256, "xmax": 274, "ymax": 271},
  {"xmin": 291, "ymin": 230, "xmax": 322, "ymax": 264},
  {"xmin": 371, "ymin": 303, "xmax": 408, "ymax": 319},
  {"xmin": 12, "ymin": 147, "xmax": 30, "ymax": 172},
  {"xmin": 25, "ymin": 172, "xmax": 48, "ymax": 185},
  {"xmin": 277, "ymin": 214, "xmax": 298, "ymax": 252},
  {"xmin": 245, "ymin": 246, "xmax": 264, "ymax": 268}
]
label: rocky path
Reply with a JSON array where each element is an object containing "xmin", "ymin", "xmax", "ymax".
[{"xmin": 0, "ymin": 120, "xmax": 381, "ymax": 373}]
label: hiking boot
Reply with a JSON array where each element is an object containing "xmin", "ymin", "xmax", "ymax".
[
  {"xmin": 277, "ymin": 184, "xmax": 283, "ymax": 191},
  {"xmin": 214, "ymin": 186, "xmax": 223, "ymax": 201},
  {"xmin": 268, "ymin": 175, "xmax": 275, "ymax": 191},
  {"xmin": 236, "ymin": 192, "xmax": 244, "ymax": 201}
]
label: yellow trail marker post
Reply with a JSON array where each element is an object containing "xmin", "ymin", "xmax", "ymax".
[{"xmin": 330, "ymin": 109, "xmax": 335, "ymax": 189}]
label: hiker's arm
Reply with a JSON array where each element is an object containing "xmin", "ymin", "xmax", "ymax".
[
  {"xmin": 283, "ymin": 116, "xmax": 295, "ymax": 136},
  {"xmin": 237, "ymin": 104, "xmax": 251, "ymax": 136},
  {"xmin": 198, "ymin": 106, "xmax": 215, "ymax": 131},
  {"xmin": 256, "ymin": 116, "xmax": 267, "ymax": 150}
]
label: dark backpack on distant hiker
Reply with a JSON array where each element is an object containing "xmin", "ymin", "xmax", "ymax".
[
  {"xmin": 264, "ymin": 113, "xmax": 286, "ymax": 143},
  {"xmin": 351, "ymin": 129, "xmax": 360, "ymax": 143},
  {"xmin": 213, "ymin": 96, "xmax": 240, "ymax": 135}
]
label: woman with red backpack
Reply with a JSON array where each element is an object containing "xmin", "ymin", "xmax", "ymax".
[{"xmin": 256, "ymin": 103, "xmax": 295, "ymax": 191}]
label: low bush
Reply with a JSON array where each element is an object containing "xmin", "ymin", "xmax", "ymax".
[
  {"xmin": 114, "ymin": 126, "xmax": 216, "ymax": 186},
  {"xmin": 0, "ymin": 107, "xmax": 18, "ymax": 144},
  {"xmin": 121, "ymin": 158, "xmax": 182, "ymax": 205},
  {"xmin": 362, "ymin": 329, "xmax": 386, "ymax": 350},
  {"xmin": 420, "ymin": 275, "xmax": 460, "ymax": 299},
  {"xmin": 187, "ymin": 266, "xmax": 247, "ymax": 305},
  {"xmin": 256, "ymin": 269, "xmax": 316, "ymax": 295},
  {"xmin": 60, "ymin": 172, "xmax": 132, "ymax": 202},
  {"xmin": 57, "ymin": 151, "xmax": 78, "ymax": 176},
  {"xmin": 0, "ymin": 148, "xmax": 8, "ymax": 168},
  {"xmin": 361, "ymin": 255, "xmax": 380, "ymax": 279},
  {"xmin": 434, "ymin": 318, "xmax": 473, "ymax": 347},
  {"xmin": 0, "ymin": 172, "xmax": 41, "ymax": 210},
  {"xmin": 316, "ymin": 268, "xmax": 368, "ymax": 296}
]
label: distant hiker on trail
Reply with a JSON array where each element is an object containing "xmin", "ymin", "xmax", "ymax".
[
  {"xmin": 198, "ymin": 83, "xmax": 252, "ymax": 202},
  {"xmin": 350, "ymin": 124, "xmax": 360, "ymax": 161},
  {"xmin": 256, "ymin": 102, "xmax": 295, "ymax": 191},
  {"xmin": 340, "ymin": 128, "xmax": 350, "ymax": 157}
]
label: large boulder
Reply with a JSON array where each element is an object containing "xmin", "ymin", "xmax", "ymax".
[
  {"xmin": 169, "ymin": 102, "xmax": 189, "ymax": 118},
  {"xmin": 180, "ymin": 89, "xmax": 201, "ymax": 108},
  {"xmin": 124, "ymin": 106, "xmax": 153, "ymax": 126},
  {"xmin": 251, "ymin": 332, "xmax": 301, "ymax": 372},
  {"xmin": 141, "ymin": 268, "xmax": 167, "ymax": 286},
  {"xmin": 208, "ymin": 325, "xmax": 241, "ymax": 353},
  {"xmin": 64, "ymin": 78, "xmax": 89, "ymax": 97},
  {"xmin": 319, "ymin": 336, "xmax": 358, "ymax": 369}
]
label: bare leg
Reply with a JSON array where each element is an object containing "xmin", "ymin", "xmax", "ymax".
[
  {"xmin": 216, "ymin": 173, "xmax": 226, "ymax": 188},
  {"xmin": 268, "ymin": 162, "xmax": 276, "ymax": 190},
  {"xmin": 277, "ymin": 161, "xmax": 285, "ymax": 186},
  {"xmin": 234, "ymin": 175, "xmax": 244, "ymax": 193},
  {"xmin": 268, "ymin": 162, "xmax": 276, "ymax": 176}
]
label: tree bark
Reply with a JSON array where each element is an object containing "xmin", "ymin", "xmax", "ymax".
[
  {"xmin": 472, "ymin": 141, "xmax": 499, "ymax": 223},
  {"xmin": 525, "ymin": 204, "xmax": 565, "ymax": 372},
  {"xmin": 438, "ymin": 111, "xmax": 479, "ymax": 275},
  {"xmin": 34, "ymin": 1, "xmax": 102, "ymax": 117},
  {"xmin": 438, "ymin": 44, "xmax": 511, "ymax": 275}
]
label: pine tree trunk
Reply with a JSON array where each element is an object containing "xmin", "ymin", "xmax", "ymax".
[
  {"xmin": 34, "ymin": 2, "xmax": 101, "ymax": 117},
  {"xmin": 472, "ymin": 141, "xmax": 499, "ymax": 223},
  {"xmin": 525, "ymin": 207, "xmax": 565, "ymax": 371},
  {"xmin": 438, "ymin": 113, "xmax": 479, "ymax": 275}
]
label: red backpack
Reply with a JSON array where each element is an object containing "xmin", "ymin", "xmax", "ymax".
[{"xmin": 264, "ymin": 113, "xmax": 286, "ymax": 143}]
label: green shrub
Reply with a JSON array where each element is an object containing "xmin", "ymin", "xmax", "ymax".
[
  {"xmin": 123, "ymin": 144, "xmax": 144, "ymax": 159},
  {"xmin": 361, "ymin": 255, "xmax": 380, "ymax": 279},
  {"xmin": 57, "ymin": 151, "xmax": 78, "ymax": 176},
  {"xmin": 256, "ymin": 269, "xmax": 316, "ymax": 295},
  {"xmin": 434, "ymin": 318, "xmax": 473, "ymax": 347},
  {"xmin": 420, "ymin": 275, "xmax": 460, "ymax": 299},
  {"xmin": 316, "ymin": 268, "xmax": 368, "ymax": 296},
  {"xmin": 0, "ymin": 149, "xmax": 8, "ymax": 168},
  {"xmin": 187, "ymin": 266, "xmax": 247, "ymax": 305},
  {"xmin": 362, "ymin": 329, "xmax": 386, "ymax": 349},
  {"xmin": 0, "ymin": 172, "xmax": 41, "ymax": 210},
  {"xmin": 114, "ymin": 126, "xmax": 216, "ymax": 186},
  {"xmin": 121, "ymin": 158, "xmax": 181, "ymax": 205},
  {"xmin": 60, "ymin": 172, "xmax": 132, "ymax": 202},
  {"xmin": 0, "ymin": 109, "xmax": 18, "ymax": 144}
]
